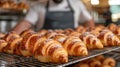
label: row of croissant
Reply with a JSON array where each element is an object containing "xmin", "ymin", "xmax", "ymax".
[
  {"xmin": 74, "ymin": 55, "xmax": 116, "ymax": 67},
  {"xmin": 0, "ymin": 1, "xmax": 29, "ymax": 10},
  {"xmin": 0, "ymin": 23, "xmax": 120, "ymax": 63}
]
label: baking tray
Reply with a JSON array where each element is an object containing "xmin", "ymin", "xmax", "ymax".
[{"xmin": 0, "ymin": 46, "xmax": 120, "ymax": 67}]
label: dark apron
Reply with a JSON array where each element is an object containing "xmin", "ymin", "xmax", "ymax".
[{"xmin": 43, "ymin": 0, "xmax": 74, "ymax": 29}]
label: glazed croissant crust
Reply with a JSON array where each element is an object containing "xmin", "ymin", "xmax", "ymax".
[
  {"xmin": 20, "ymin": 29, "xmax": 37, "ymax": 56},
  {"xmin": 62, "ymin": 36, "xmax": 88, "ymax": 56},
  {"xmin": 0, "ymin": 39, "xmax": 7, "ymax": 52},
  {"xmin": 4, "ymin": 32, "xmax": 22, "ymax": 55},
  {"xmin": 98, "ymin": 30, "xmax": 120, "ymax": 46},
  {"xmin": 45, "ymin": 32, "xmax": 88, "ymax": 56},
  {"xmin": 80, "ymin": 32, "xmax": 103, "ymax": 49},
  {"xmin": 33, "ymin": 39, "xmax": 68, "ymax": 63}
]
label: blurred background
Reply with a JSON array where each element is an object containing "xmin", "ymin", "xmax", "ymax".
[{"xmin": 0, "ymin": 0, "xmax": 120, "ymax": 33}]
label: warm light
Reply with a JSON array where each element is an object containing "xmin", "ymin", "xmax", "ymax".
[
  {"xmin": 91, "ymin": 0, "xmax": 99, "ymax": 5},
  {"xmin": 109, "ymin": 0, "xmax": 120, "ymax": 5},
  {"xmin": 112, "ymin": 14, "xmax": 118, "ymax": 22}
]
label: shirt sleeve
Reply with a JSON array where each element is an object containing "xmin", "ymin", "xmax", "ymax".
[
  {"xmin": 24, "ymin": 5, "xmax": 39, "ymax": 25},
  {"xmin": 78, "ymin": 1, "xmax": 92, "ymax": 22}
]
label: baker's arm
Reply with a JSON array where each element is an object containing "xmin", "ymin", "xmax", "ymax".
[
  {"xmin": 78, "ymin": 0, "xmax": 95, "ymax": 29},
  {"xmin": 12, "ymin": 20, "xmax": 32, "ymax": 34}
]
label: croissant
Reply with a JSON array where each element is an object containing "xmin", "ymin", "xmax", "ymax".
[
  {"xmin": 0, "ymin": 39, "xmax": 7, "ymax": 52},
  {"xmin": 32, "ymin": 36, "xmax": 47, "ymax": 54},
  {"xmin": 45, "ymin": 32, "xmax": 66, "ymax": 43},
  {"xmin": 98, "ymin": 30, "xmax": 120, "ymax": 46},
  {"xmin": 75, "ymin": 63, "xmax": 89, "ymax": 67},
  {"xmin": 20, "ymin": 29, "xmax": 35, "ymax": 37},
  {"xmin": 33, "ymin": 39, "xmax": 68, "ymax": 63},
  {"xmin": 20, "ymin": 30, "xmax": 36, "ymax": 56},
  {"xmin": 103, "ymin": 58, "xmax": 116, "ymax": 67},
  {"xmin": 38, "ymin": 29, "xmax": 48, "ymax": 36},
  {"xmin": 107, "ymin": 23, "xmax": 117, "ymax": 33},
  {"xmin": 96, "ymin": 24, "xmax": 105, "ymax": 31},
  {"xmin": 90, "ymin": 30, "xmax": 100, "ymax": 36},
  {"xmin": 0, "ymin": 33, "xmax": 5, "ymax": 39},
  {"xmin": 69, "ymin": 31, "xmax": 81, "ymax": 37},
  {"xmin": 62, "ymin": 36, "xmax": 88, "ymax": 56},
  {"xmin": 64, "ymin": 28, "xmax": 74, "ymax": 35},
  {"xmin": 102, "ymin": 65, "xmax": 111, "ymax": 67},
  {"xmin": 4, "ymin": 32, "xmax": 22, "ymax": 55},
  {"xmin": 24, "ymin": 33, "xmax": 46, "ymax": 55},
  {"xmin": 80, "ymin": 32, "xmax": 103, "ymax": 49},
  {"xmin": 46, "ymin": 33, "xmax": 88, "ymax": 56},
  {"xmin": 76, "ymin": 25, "xmax": 86, "ymax": 34},
  {"xmin": 45, "ymin": 31, "xmax": 58, "ymax": 39},
  {"xmin": 95, "ymin": 55, "xmax": 105, "ymax": 62},
  {"xmin": 114, "ymin": 26, "xmax": 120, "ymax": 40},
  {"xmin": 54, "ymin": 29, "xmax": 64, "ymax": 34},
  {"xmin": 114, "ymin": 26, "xmax": 120, "ymax": 35},
  {"xmin": 89, "ymin": 60, "xmax": 102, "ymax": 67}
]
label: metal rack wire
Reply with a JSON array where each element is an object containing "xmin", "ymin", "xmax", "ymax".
[{"xmin": 0, "ymin": 46, "xmax": 120, "ymax": 67}]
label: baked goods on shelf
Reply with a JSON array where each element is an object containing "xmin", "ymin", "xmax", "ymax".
[
  {"xmin": 75, "ymin": 63, "xmax": 89, "ymax": 67},
  {"xmin": 103, "ymin": 58, "xmax": 116, "ymax": 67},
  {"xmin": 80, "ymin": 32, "xmax": 103, "ymax": 49},
  {"xmin": 74, "ymin": 55, "xmax": 116, "ymax": 67},
  {"xmin": 0, "ymin": 1, "xmax": 29, "ymax": 11},
  {"xmin": 17, "ymin": 2, "xmax": 29, "ymax": 10},
  {"xmin": 95, "ymin": 55, "xmax": 105, "ymax": 62}
]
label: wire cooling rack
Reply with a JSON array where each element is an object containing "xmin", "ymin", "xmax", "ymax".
[{"xmin": 0, "ymin": 46, "xmax": 120, "ymax": 67}]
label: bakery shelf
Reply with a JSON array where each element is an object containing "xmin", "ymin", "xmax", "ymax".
[{"xmin": 0, "ymin": 46, "xmax": 120, "ymax": 67}]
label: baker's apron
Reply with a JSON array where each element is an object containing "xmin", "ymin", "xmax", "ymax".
[{"xmin": 43, "ymin": 0, "xmax": 74, "ymax": 29}]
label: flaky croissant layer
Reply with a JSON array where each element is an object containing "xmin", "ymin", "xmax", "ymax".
[{"xmin": 34, "ymin": 39, "xmax": 68, "ymax": 63}]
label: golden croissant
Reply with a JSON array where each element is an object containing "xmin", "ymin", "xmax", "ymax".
[
  {"xmin": 45, "ymin": 32, "xmax": 88, "ymax": 56},
  {"xmin": 69, "ymin": 31, "xmax": 81, "ymax": 37},
  {"xmin": 75, "ymin": 25, "xmax": 86, "ymax": 34},
  {"xmin": 0, "ymin": 39, "xmax": 7, "ymax": 52},
  {"xmin": 38, "ymin": 29, "xmax": 48, "ymax": 36},
  {"xmin": 33, "ymin": 39, "xmax": 68, "ymax": 63},
  {"xmin": 20, "ymin": 29, "xmax": 36, "ymax": 56},
  {"xmin": 80, "ymin": 32, "xmax": 103, "ymax": 49},
  {"xmin": 0, "ymin": 33, "xmax": 5, "ymax": 39},
  {"xmin": 62, "ymin": 36, "xmax": 88, "ymax": 56},
  {"xmin": 107, "ymin": 23, "xmax": 117, "ymax": 33},
  {"xmin": 24, "ymin": 33, "xmax": 46, "ymax": 55},
  {"xmin": 98, "ymin": 30, "xmax": 120, "ymax": 46},
  {"xmin": 4, "ymin": 31, "xmax": 22, "ymax": 55}
]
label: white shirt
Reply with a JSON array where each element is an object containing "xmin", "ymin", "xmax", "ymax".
[{"xmin": 25, "ymin": 0, "xmax": 92, "ymax": 29}]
